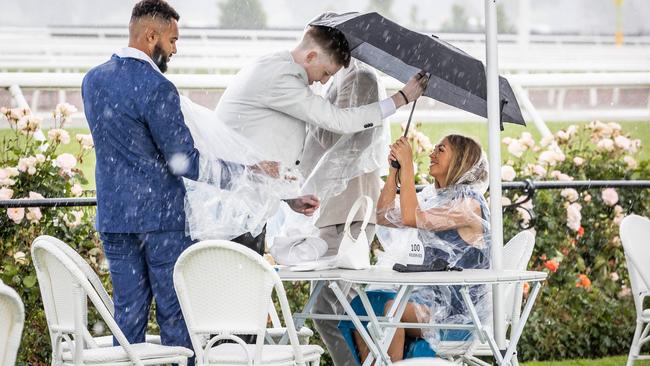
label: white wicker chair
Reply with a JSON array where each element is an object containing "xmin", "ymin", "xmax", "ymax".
[
  {"xmin": 620, "ymin": 215, "xmax": 650, "ymax": 366},
  {"xmin": 0, "ymin": 281, "xmax": 24, "ymax": 366},
  {"xmin": 173, "ymin": 240, "xmax": 323, "ymax": 365},
  {"xmin": 31, "ymin": 236, "xmax": 193, "ymax": 366},
  {"xmin": 437, "ymin": 230, "xmax": 535, "ymax": 366},
  {"xmin": 37, "ymin": 235, "xmax": 162, "ymax": 351}
]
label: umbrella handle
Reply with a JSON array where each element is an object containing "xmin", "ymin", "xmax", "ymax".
[{"xmin": 390, "ymin": 99, "xmax": 418, "ymax": 170}]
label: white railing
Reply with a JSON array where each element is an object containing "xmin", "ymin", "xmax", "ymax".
[{"xmin": 1, "ymin": 72, "xmax": 649, "ymax": 133}]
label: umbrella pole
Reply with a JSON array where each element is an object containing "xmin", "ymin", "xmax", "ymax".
[{"xmin": 485, "ymin": 0, "xmax": 507, "ymax": 353}]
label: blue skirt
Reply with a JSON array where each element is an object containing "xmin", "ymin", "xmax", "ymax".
[{"xmin": 337, "ymin": 290, "xmax": 471, "ymax": 365}]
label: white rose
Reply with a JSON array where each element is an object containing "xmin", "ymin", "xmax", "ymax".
[
  {"xmin": 623, "ymin": 156, "xmax": 638, "ymax": 169},
  {"xmin": 538, "ymin": 150, "xmax": 557, "ymax": 166},
  {"xmin": 561, "ymin": 188, "xmax": 579, "ymax": 203},
  {"xmin": 532, "ymin": 164, "xmax": 547, "ymax": 177},
  {"xmin": 71, "ymin": 183, "xmax": 83, "ymax": 197},
  {"xmin": 0, "ymin": 187, "xmax": 13, "ymax": 200},
  {"xmin": 540, "ymin": 135, "xmax": 555, "ymax": 147},
  {"xmin": 501, "ymin": 165, "xmax": 516, "ymax": 181},
  {"xmin": 35, "ymin": 154, "xmax": 46, "ymax": 163},
  {"xmin": 47, "ymin": 129, "xmax": 71, "ymax": 144},
  {"xmin": 7, "ymin": 207, "xmax": 25, "ymax": 224},
  {"xmin": 56, "ymin": 153, "xmax": 77, "ymax": 173},
  {"xmin": 63, "ymin": 210, "xmax": 84, "ymax": 228},
  {"xmin": 601, "ymin": 188, "xmax": 619, "ymax": 206},
  {"xmin": 519, "ymin": 132, "xmax": 535, "ymax": 148},
  {"xmin": 13, "ymin": 251, "xmax": 27, "ymax": 265},
  {"xmin": 597, "ymin": 138, "xmax": 614, "ymax": 152},
  {"xmin": 26, "ymin": 207, "xmax": 42, "ymax": 223},
  {"xmin": 55, "ymin": 102, "xmax": 78, "ymax": 118},
  {"xmin": 573, "ymin": 157, "xmax": 585, "ymax": 166},
  {"xmin": 502, "ymin": 137, "xmax": 513, "ymax": 145},
  {"xmin": 555, "ymin": 130, "xmax": 570, "ymax": 141},
  {"xmin": 76, "ymin": 133, "xmax": 94, "ymax": 149},
  {"xmin": 614, "ymin": 135, "xmax": 631, "ymax": 151},
  {"xmin": 566, "ymin": 202, "xmax": 582, "ymax": 232},
  {"xmin": 507, "ymin": 139, "xmax": 526, "ymax": 158}
]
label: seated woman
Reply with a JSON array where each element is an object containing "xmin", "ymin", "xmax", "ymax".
[{"xmin": 339, "ymin": 134, "xmax": 491, "ymax": 364}]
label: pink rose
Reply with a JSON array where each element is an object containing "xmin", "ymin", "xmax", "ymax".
[{"xmin": 601, "ymin": 188, "xmax": 619, "ymax": 206}]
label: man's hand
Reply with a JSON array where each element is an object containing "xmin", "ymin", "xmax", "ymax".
[
  {"xmin": 392, "ymin": 71, "xmax": 429, "ymax": 108},
  {"xmin": 286, "ymin": 195, "xmax": 320, "ymax": 216},
  {"xmin": 248, "ymin": 160, "xmax": 280, "ymax": 178}
]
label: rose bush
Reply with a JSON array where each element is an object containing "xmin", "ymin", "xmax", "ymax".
[
  {"xmin": 499, "ymin": 122, "xmax": 650, "ymax": 360},
  {"xmin": 0, "ymin": 104, "xmax": 104, "ymax": 364}
]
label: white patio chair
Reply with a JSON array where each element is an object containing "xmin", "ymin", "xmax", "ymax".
[
  {"xmin": 620, "ymin": 215, "xmax": 650, "ymax": 366},
  {"xmin": 0, "ymin": 280, "xmax": 24, "ymax": 366},
  {"xmin": 173, "ymin": 240, "xmax": 323, "ymax": 365},
  {"xmin": 393, "ymin": 358, "xmax": 456, "ymax": 365},
  {"xmin": 37, "ymin": 235, "xmax": 161, "ymax": 351},
  {"xmin": 436, "ymin": 230, "xmax": 535, "ymax": 366},
  {"xmin": 265, "ymin": 303, "xmax": 313, "ymax": 345},
  {"xmin": 31, "ymin": 236, "xmax": 193, "ymax": 366}
]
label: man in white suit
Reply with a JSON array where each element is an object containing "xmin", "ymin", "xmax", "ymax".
[
  {"xmin": 215, "ymin": 18, "xmax": 427, "ymax": 257},
  {"xmin": 216, "ymin": 21, "xmax": 427, "ymax": 169}
]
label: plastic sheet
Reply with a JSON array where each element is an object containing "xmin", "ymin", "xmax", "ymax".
[
  {"xmin": 180, "ymin": 96, "xmax": 302, "ymax": 240},
  {"xmin": 377, "ymin": 136, "xmax": 492, "ymax": 353},
  {"xmin": 269, "ymin": 59, "xmax": 390, "ymax": 248}
]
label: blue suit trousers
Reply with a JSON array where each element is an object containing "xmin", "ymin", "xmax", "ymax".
[{"xmin": 100, "ymin": 231, "xmax": 194, "ymax": 359}]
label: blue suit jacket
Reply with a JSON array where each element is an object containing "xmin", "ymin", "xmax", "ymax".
[{"xmin": 82, "ymin": 55, "xmax": 233, "ymax": 233}]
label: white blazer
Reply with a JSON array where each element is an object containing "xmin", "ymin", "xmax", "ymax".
[{"xmin": 215, "ymin": 51, "xmax": 383, "ymax": 168}]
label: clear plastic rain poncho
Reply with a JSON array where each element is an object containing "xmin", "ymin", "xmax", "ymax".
[
  {"xmin": 267, "ymin": 59, "xmax": 390, "ymax": 253},
  {"xmin": 179, "ymin": 96, "xmax": 302, "ymax": 240},
  {"xmin": 377, "ymin": 153, "xmax": 492, "ymax": 352}
]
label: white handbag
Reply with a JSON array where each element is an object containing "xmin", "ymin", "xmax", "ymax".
[{"xmin": 336, "ymin": 195, "xmax": 374, "ymax": 270}]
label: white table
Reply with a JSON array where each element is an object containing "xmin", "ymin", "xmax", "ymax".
[{"xmin": 277, "ymin": 267, "xmax": 547, "ymax": 366}]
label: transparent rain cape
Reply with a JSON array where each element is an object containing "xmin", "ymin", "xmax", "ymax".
[
  {"xmin": 180, "ymin": 96, "xmax": 302, "ymax": 240},
  {"xmin": 268, "ymin": 59, "xmax": 390, "ymax": 250},
  {"xmin": 377, "ymin": 154, "xmax": 492, "ymax": 352}
]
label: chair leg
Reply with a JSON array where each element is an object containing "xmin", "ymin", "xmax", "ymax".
[{"xmin": 628, "ymin": 319, "xmax": 644, "ymax": 366}]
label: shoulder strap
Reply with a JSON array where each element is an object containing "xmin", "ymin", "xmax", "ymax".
[{"xmin": 344, "ymin": 195, "xmax": 374, "ymax": 239}]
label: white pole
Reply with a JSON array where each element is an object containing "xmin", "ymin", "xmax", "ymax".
[{"xmin": 485, "ymin": 0, "xmax": 506, "ymax": 351}]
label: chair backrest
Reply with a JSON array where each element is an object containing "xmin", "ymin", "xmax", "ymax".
[
  {"xmin": 0, "ymin": 281, "xmax": 24, "ymax": 366},
  {"xmin": 174, "ymin": 240, "xmax": 304, "ymax": 364},
  {"xmin": 620, "ymin": 214, "xmax": 650, "ymax": 315},
  {"xmin": 393, "ymin": 358, "xmax": 455, "ymax": 366},
  {"xmin": 38, "ymin": 235, "xmax": 114, "ymax": 314},
  {"xmin": 31, "ymin": 237, "xmax": 143, "ymax": 365},
  {"xmin": 502, "ymin": 230, "xmax": 535, "ymax": 322}
]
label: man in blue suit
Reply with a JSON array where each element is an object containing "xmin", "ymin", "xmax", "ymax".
[{"xmin": 81, "ymin": 0, "xmax": 310, "ymax": 357}]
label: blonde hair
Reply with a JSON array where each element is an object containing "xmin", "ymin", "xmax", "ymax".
[{"xmin": 439, "ymin": 134, "xmax": 484, "ymax": 188}]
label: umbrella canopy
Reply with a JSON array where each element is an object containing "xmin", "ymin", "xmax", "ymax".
[{"xmin": 311, "ymin": 12, "xmax": 526, "ymax": 126}]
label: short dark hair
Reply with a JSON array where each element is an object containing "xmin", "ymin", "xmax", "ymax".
[
  {"xmin": 131, "ymin": 0, "xmax": 180, "ymax": 23},
  {"xmin": 305, "ymin": 25, "xmax": 351, "ymax": 68}
]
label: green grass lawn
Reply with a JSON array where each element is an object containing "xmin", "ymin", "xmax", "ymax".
[
  {"xmin": 522, "ymin": 355, "xmax": 649, "ymax": 365},
  {"xmin": 2, "ymin": 121, "xmax": 648, "ymax": 190}
]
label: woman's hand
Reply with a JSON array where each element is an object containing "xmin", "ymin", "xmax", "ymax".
[{"xmin": 390, "ymin": 137, "xmax": 414, "ymax": 171}]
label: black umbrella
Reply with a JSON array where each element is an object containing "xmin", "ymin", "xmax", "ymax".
[{"xmin": 311, "ymin": 12, "xmax": 526, "ymax": 126}]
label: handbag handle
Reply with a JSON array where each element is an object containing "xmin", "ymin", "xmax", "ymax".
[{"xmin": 344, "ymin": 195, "xmax": 374, "ymax": 241}]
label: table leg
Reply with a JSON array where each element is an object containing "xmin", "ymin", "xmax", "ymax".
[
  {"xmin": 329, "ymin": 281, "xmax": 383, "ymax": 363},
  {"xmin": 459, "ymin": 286, "xmax": 504, "ymax": 365},
  {"xmin": 355, "ymin": 286, "xmax": 394, "ymax": 365}
]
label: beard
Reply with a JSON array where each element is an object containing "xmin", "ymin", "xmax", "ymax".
[{"xmin": 152, "ymin": 43, "xmax": 169, "ymax": 73}]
